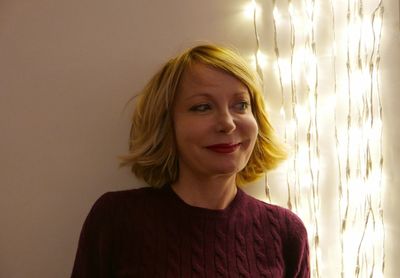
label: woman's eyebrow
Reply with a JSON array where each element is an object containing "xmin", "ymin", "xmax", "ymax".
[
  {"xmin": 234, "ymin": 91, "xmax": 250, "ymax": 96},
  {"xmin": 183, "ymin": 92, "xmax": 213, "ymax": 101},
  {"xmin": 183, "ymin": 91, "xmax": 251, "ymax": 101}
]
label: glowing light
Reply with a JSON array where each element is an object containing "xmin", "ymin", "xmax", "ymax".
[
  {"xmin": 250, "ymin": 50, "xmax": 268, "ymax": 70},
  {"xmin": 244, "ymin": 0, "xmax": 385, "ymax": 277},
  {"xmin": 243, "ymin": 0, "xmax": 261, "ymax": 19},
  {"xmin": 280, "ymin": 107, "xmax": 286, "ymax": 118},
  {"xmin": 362, "ymin": 17, "xmax": 375, "ymax": 51},
  {"xmin": 294, "ymin": 105, "xmax": 309, "ymax": 124},
  {"xmin": 332, "ymin": 41, "xmax": 337, "ymax": 56},
  {"xmin": 275, "ymin": 58, "xmax": 291, "ymax": 85},
  {"xmin": 287, "ymin": 119, "xmax": 297, "ymax": 133},
  {"xmin": 273, "ymin": 7, "xmax": 281, "ymax": 24},
  {"xmin": 305, "ymin": 0, "xmax": 314, "ymax": 17},
  {"xmin": 373, "ymin": 13, "xmax": 383, "ymax": 35},
  {"xmin": 256, "ymin": 50, "xmax": 268, "ymax": 69},
  {"xmin": 288, "ymin": 3, "xmax": 295, "ymax": 17}
]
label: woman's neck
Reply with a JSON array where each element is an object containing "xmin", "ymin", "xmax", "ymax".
[{"xmin": 171, "ymin": 175, "xmax": 237, "ymax": 210}]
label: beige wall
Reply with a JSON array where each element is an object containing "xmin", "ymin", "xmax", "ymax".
[{"xmin": 0, "ymin": 1, "xmax": 399, "ymax": 277}]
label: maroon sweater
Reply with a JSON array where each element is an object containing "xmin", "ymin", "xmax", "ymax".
[{"xmin": 71, "ymin": 186, "xmax": 309, "ymax": 278}]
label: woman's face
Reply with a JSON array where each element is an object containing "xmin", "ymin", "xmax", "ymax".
[{"xmin": 172, "ymin": 62, "xmax": 258, "ymax": 181}]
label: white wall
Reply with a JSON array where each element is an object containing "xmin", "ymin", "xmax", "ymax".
[{"xmin": 0, "ymin": 1, "xmax": 398, "ymax": 277}]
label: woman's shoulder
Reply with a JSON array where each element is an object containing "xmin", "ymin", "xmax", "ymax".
[
  {"xmin": 253, "ymin": 202, "xmax": 310, "ymax": 276},
  {"xmin": 242, "ymin": 192, "xmax": 307, "ymax": 237},
  {"xmin": 91, "ymin": 186, "xmax": 162, "ymax": 211},
  {"xmin": 100, "ymin": 186, "xmax": 157, "ymax": 200},
  {"xmin": 83, "ymin": 186, "xmax": 162, "ymax": 220}
]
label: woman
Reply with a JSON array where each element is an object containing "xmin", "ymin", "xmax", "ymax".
[{"xmin": 71, "ymin": 44, "xmax": 310, "ymax": 277}]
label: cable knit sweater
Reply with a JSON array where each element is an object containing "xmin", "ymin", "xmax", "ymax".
[{"xmin": 71, "ymin": 186, "xmax": 309, "ymax": 278}]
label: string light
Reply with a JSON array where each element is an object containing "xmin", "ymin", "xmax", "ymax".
[
  {"xmin": 244, "ymin": 0, "xmax": 385, "ymax": 277},
  {"xmin": 251, "ymin": 50, "xmax": 268, "ymax": 70},
  {"xmin": 243, "ymin": 0, "xmax": 261, "ymax": 19}
]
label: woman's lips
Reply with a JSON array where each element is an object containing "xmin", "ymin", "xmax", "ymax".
[{"xmin": 206, "ymin": 143, "xmax": 241, "ymax": 153}]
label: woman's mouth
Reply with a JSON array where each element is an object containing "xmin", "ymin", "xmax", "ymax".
[{"xmin": 206, "ymin": 143, "xmax": 241, "ymax": 153}]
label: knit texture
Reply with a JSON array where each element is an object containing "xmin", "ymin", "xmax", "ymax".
[{"xmin": 71, "ymin": 186, "xmax": 310, "ymax": 278}]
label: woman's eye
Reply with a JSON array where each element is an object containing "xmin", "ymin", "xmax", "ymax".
[
  {"xmin": 236, "ymin": 101, "xmax": 250, "ymax": 111},
  {"xmin": 190, "ymin": 104, "xmax": 211, "ymax": 112}
]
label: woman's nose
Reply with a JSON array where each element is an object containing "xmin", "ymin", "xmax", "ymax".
[{"xmin": 216, "ymin": 110, "xmax": 236, "ymax": 133}]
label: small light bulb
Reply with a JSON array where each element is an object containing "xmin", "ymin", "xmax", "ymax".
[
  {"xmin": 243, "ymin": 0, "xmax": 261, "ymax": 19},
  {"xmin": 273, "ymin": 7, "xmax": 281, "ymax": 23}
]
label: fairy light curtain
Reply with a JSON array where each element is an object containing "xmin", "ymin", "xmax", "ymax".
[{"xmin": 244, "ymin": 0, "xmax": 385, "ymax": 277}]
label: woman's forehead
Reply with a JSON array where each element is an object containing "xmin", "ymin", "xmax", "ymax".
[{"xmin": 179, "ymin": 63, "xmax": 248, "ymax": 92}]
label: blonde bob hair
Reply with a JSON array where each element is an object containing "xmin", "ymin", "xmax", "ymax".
[{"xmin": 120, "ymin": 44, "xmax": 287, "ymax": 188}]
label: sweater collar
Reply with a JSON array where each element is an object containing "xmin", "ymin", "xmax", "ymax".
[{"xmin": 162, "ymin": 184, "xmax": 246, "ymax": 218}]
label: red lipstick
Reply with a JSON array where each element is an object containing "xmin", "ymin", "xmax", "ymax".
[{"xmin": 206, "ymin": 143, "xmax": 241, "ymax": 153}]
